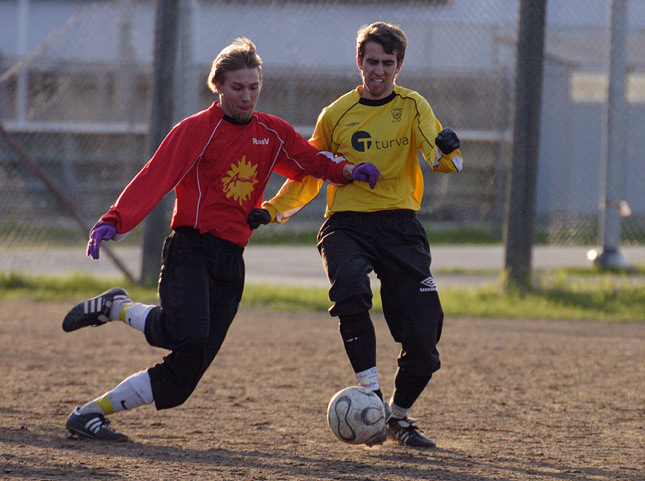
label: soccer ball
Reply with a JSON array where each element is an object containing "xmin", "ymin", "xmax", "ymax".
[{"xmin": 326, "ymin": 386, "xmax": 386, "ymax": 445}]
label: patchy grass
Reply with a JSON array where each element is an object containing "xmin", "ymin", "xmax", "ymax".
[{"xmin": 1, "ymin": 268, "xmax": 643, "ymax": 322}]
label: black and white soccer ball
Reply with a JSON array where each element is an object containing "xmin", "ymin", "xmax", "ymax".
[{"xmin": 326, "ymin": 386, "xmax": 386, "ymax": 445}]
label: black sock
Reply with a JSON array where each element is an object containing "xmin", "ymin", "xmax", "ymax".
[
  {"xmin": 392, "ymin": 368, "xmax": 432, "ymax": 410},
  {"xmin": 339, "ymin": 312, "xmax": 376, "ymax": 373}
]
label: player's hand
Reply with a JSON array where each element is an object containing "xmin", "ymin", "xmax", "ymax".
[
  {"xmin": 351, "ymin": 162, "xmax": 380, "ymax": 189},
  {"xmin": 247, "ymin": 208, "xmax": 271, "ymax": 230},
  {"xmin": 86, "ymin": 222, "xmax": 117, "ymax": 260},
  {"xmin": 435, "ymin": 128, "xmax": 460, "ymax": 155}
]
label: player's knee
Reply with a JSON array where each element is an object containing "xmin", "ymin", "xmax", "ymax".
[
  {"xmin": 418, "ymin": 351, "xmax": 441, "ymax": 375},
  {"xmin": 329, "ymin": 272, "xmax": 373, "ymax": 315},
  {"xmin": 402, "ymin": 351, "xmax": 440, "ymax": 379},
  {"xmin": 149, "ymin": 359, "xmax": 204, "ymax": 410},
  {"xmin": 401, "ymin": 336, "xmax": 441, "ymax": 376},
  {"xmin": 160, "ymin": 378, "xmax": 200, "ymax": 409},
  {"xmin": 333, "ymin": 259, "xmax": 372, "ymax": 291},
  {"xmin": 339, "ymin": 311, "xmax": 372, "ymax": 339},
  {"xmin": 179, "ymin": 324, "xmax": 210, "ymax": 352}
]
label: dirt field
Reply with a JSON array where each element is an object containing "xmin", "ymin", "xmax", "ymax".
[{"xmin": 0, "ymin": 300, "xmax": 643, "ymax": 481}]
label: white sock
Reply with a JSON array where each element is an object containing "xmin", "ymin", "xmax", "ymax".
[
  {"xmin": 123, "ymin": 303, "xmax": 155, "ymax": 333},
  {"xmin": 108, "ymin": 370, "xmax": 154, "ymax": 412},
  {"xmin": 77, "ymin": 401, "xmax": 104, "ymax": 416},
  {"xmin": 389, "ymin": 401, "xmax": 409, "ymax": 420},
  {"xmin": 109, "ymin": 297, "xmax": 132, "ymax": 321},
  {"xmin": 79, "ymin": 370, "xmax": 154, "ymax": 416},
  {"xmin": 355, "ymin": 367, "xmax": 380, "ymax": 391}
]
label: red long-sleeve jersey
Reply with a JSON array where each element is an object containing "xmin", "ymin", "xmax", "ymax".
[{"xmin": 101, "ymin": 102, "xmax": 349, "ymax": 247}]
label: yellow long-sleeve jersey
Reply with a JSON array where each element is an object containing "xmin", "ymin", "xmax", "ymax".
[{"xmin": 263, "ymin": 84, "xmax": 463, "ymax": 222}]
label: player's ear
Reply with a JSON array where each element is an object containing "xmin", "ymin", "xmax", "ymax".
[
  {"xmin": 396, "ymin": 59, "xmax": 403, "ymax": 74},
  {"xmin": 356, "ymin": 55, "xmax": 363, "ymax": 71},
  {"xmin": 214, "ymin": 73, "xmax": 227, "ymax": 95}
]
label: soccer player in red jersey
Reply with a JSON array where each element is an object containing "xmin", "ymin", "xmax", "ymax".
[{"xmin": 61, "ymin": 38, "xmax": 380, "ymax": 441}]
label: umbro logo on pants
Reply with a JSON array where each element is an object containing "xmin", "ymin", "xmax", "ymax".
[{"xmin": 419, "ymin": 276, "xmax": 437, "ymax": 292}]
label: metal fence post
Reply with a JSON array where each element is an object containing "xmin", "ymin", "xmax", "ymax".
[
  {"xmin": 140, "ymin": 0, "xmax": 179, "ymax": 286},
  {"xmin": 16, "ymin": 0, "xmax": 29, "ymax": 123},
  {"xmin": 504, "ymin": 0, "xmax": 548, "ymax": 290},
  {"xmin": 175, "ymin": 0, "xmax": 199, "ymax": 121},
  {"xmin": 592, "ymin": 0, "xmax": 630, "ymax": 270}
]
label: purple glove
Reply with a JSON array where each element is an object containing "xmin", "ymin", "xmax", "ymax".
[
  {"xmin": 86, "ymin": 222, "xmax": 117, "ymax": 260},
  {"xmin": 351, "ymin": 162, "xmax": 380, "ymax": 189}
]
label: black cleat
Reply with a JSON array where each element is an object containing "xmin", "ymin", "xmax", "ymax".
[
  {"xmin": 62, "ymin": 288, "xmax": 130, "ymax": 332},
  {"xmin": 66, "ymin": 407, "xmax": 128, "ymax": 442},
  {"xmin": 387, "ymin": 417, "xmax": 436, "ymax": 448}
]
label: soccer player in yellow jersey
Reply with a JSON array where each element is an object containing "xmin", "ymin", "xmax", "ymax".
[{"xmin": 263, "ymin": 22, "xmax": 463, "ymax": 448}]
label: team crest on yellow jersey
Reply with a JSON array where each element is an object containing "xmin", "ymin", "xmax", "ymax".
[
  {"xmin": 222, "ymin": 156, "xmax": 258, "ymax": 204},
  {"xmin": 391, "ymin": 107, "xmax": 402, "ymax": 121}
]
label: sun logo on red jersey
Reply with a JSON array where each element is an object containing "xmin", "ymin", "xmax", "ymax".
[{"xmin": 222, "ymin": 156, "xmax": 258, "ymax": 204}]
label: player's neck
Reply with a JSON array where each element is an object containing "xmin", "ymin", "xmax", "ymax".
[{"xmin": 359, "ymin": 85, "xmax": 395, "ymax": 101}]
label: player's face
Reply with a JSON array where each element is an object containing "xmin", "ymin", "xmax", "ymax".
[
  {"xmin": 357, "ymin": 41, "xmax": 402, "ymax": 100},
  {"xmin": 216, "ymin": 67, "xmax": 262, "ymax": 124}
]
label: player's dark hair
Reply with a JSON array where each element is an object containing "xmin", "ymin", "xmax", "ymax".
[
  {"xmin": 207, "ymin": 37, "xmax": 263, "ymax": 93},
  {"xmin": 356, "ymin": 22, "xmax": 407, "ymax": 65}
]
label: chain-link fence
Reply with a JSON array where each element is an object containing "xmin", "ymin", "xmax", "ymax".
[{"xmin": 1, "ymin": 0, "xmax": 644, "ymax": 276}]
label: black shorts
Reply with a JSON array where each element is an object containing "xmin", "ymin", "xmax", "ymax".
[
  {"xmin": 145, "ymin": 227, "xmax": 245, "ymax": 410},
  {"xmin": 317, "ymin": 210, "xmax": 443, "ymax": 376}
]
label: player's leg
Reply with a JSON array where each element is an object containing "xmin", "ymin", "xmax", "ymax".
[
  {"xmin": 62, "ymin": 287, "xmax": 154, "ymax": 335},
  {"xmin": 376, "ymin": 214, "xmax": 442, "ymax": 447},
  {"xmin": 115, "ymin": 232, "xmax": 242, "ymax": 414},
  {"xmin": 339, "ymin": 312, "xmax": 379, "ymax": 391},
  {"xmin": 66, "ymin": 370, "xmax": 153, "ymax": 441},
  {"xmin": 63, "ymin": 290, "xmax": 154, "ymax": 440},
  {"xmin": 188, "ymin": 234, "xmax": 245, "ymax": 383},
  {"xmin": 146, "ymin": 229, "xmax": 244, "ymax": 410},
  {"xmin": 383, "ymin": 288, "xmax": 442, "ymax": 414},
  {"xmin": 62, "ymin": 287, "xmax": 137, "ymax": 332},
  {"xmin": 64, "ymin": 228, "xmax": 213, "ymax": 440},
  {"xmin": 318, "ymin": 214, "xmax": 386, "ymax": 403}
]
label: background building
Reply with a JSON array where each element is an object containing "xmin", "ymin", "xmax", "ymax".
[{"xmin": 1, "ymin": 0, "xmax": 644, "ymax": 251}]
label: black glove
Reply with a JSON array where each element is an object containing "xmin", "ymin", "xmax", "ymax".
[
  {"xmin": 247, "ymin": 208, "xmax": 271, "ymax": 230},
  {"xmin": 435, "ymin": 127, "xmax": 460, "ymax": 155}
]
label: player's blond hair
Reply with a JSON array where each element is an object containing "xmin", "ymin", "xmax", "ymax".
[
  {"xmin": 207, "ymin": 37, "xmax": 263, "ymax": 93},
  {"xmin": 356, "ymin": 22, "xmax": 407, "ymax": 66}
]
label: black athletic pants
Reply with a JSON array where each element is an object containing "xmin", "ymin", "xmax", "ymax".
[
  {"xmin": 144, "ymin": 227, "xmax": 245, "ymax": 410},
  {"xmin": 317, "ymin": 210, "xmax": 443, "ymax": 409}
]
